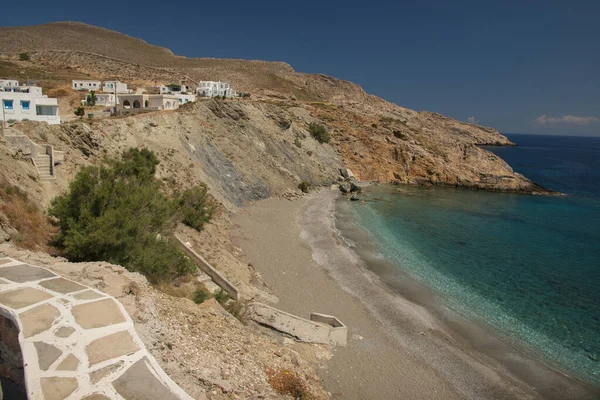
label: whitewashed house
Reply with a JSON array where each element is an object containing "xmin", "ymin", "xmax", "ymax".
[
  {"xmin": 81, "ymin": 93, "xmax": 116, "ymax": 107},
  {"xmin": 118, "ymin": 94, "xmax": 180, "ymax": 111},
  {"xmin": 197, "ymin": 81, "xmax": 236, "ymax": 98},
  {"xmin": 159, "ymin": 84, "xmax": 195, "ymax": 94},
  {"xmin": 102, "ymin": 81, "xmax": 131, "ymax": 94},
  {"xmin": 72, "ymin": 80, "xmax": 102, "ymax": 91},
  {"xmin": 1, "ymin": 81, "xmax": 60, "ymax": 125},
  {"xmin": 0, "ymin": 79, "xmax": 19, "ymax": 88}
]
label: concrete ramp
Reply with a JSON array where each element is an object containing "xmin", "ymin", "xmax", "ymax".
[{"xmin": 248, "ymin": 302, "xmax": 347, "ymax": 346}]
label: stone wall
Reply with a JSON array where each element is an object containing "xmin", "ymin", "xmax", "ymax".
[{"xmin": 0, "ymin": 315, "xmax": 25, "ymax": 389}]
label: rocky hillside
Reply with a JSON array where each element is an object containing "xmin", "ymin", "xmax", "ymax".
[{"xmin": 0, "ymin": 22, "xmax": 548, "ymax": 193}]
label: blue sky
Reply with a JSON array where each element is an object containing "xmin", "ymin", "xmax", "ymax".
[{"xmin": 3, "ymin": 1, "xmax": 599, "ymax": 136}]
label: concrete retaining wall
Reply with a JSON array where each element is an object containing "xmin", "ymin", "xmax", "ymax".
[
  {"xmin": 248, "ymin": 303, "xmax": 347, "ymax": 346},
  {"xmin": 174, "ymin": 235, "xmax": 240, "ymax": 300}
]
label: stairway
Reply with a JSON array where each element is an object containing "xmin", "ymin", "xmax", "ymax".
[{"xmin": 34, "ymin": 153, "xmax": 54, "ymax": 180}]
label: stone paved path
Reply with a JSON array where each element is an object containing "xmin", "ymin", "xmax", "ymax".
[{"xmin": 0, "ymin": 257, "xmax": 193, "ymax": 400}]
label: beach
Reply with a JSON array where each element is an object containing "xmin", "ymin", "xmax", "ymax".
[{"xmin": 231, "ymin": 189, "xmax": 599, "ymax": 399}]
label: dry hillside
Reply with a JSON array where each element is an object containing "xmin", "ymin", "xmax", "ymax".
[{"xmin": 0, "ymin": 21, "xmax": 548, "ymax": 193}]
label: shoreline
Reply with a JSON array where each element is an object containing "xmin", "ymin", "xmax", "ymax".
[{"xmin": 231, "ymin": 189, "xmax": 599, "ymax": 399}]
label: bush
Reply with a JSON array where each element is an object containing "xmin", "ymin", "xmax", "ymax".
[
  {"xmin": 266, "ymin": 367, "xmax": 309, "ymax": 399},
  {"xmin": 308, "ymin": 123, "xmax": 330, "ymax": 143},
  {"xmin": 19, "ymin": 52, "xmax": 30, "ymax": 61},
  {"xmin": 298, "ymin": 181, "xmax": 311, "ymax": 193},
  {"xmin": 49, "ymin": 148, "xmax": 198, "ymax": 282},
  {"xmin": 193, "ymin": 288, "xmax": 210, "ymax": 304},
  {"xmin": 175, "ymin": 184, "xmax": 214, "ymax": 232},
  {"xmin": 214, "ymin": 289, "xmax": 229, "ymax": 305},
  {"xmin": 393, "ymin": 130, "xmax": 408, "ymax": 140},
  {"xmin": 74, "ymin": 107, "xmax": 85, "ymax": 119},
  {"xmin": 294, "ymin": 138, "xmax": 302, "ymax": 148}
]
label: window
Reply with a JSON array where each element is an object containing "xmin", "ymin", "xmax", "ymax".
[
  {"xmin": 21, "ymin": 100, "xmax": 30, "ymax": 110},
  {"xmin": 74, "ymin": 83, "xmax": 77, "ymax": 88},
  {"xmin": 179, "ymin": 98, "xmax": 183, "ymax": 103},
  {"xmin": 3, "ymin": 100, "xmax": 13, "ymax": 110}
]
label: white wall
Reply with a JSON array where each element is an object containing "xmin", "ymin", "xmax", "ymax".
[
  {"xmin": 1, "ymin": 91, "xmax": 60, "ymax": 125},
  {"xmin": 72, "ymin": 80, "xmax": 102, "ymax": 91}
]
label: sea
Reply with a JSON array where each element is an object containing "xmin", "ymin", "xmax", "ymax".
[{"xmin": 336, "ymin": 134, "xmax": 600, "ymax": 386}]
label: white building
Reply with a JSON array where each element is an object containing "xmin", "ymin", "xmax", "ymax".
[
  {"xmin": 1, "ymin": 81, "xmax": 60, "ymax": 125},
  {"xmin": 159, "ymin": 84, "xmax": 195, "ymax": 95},
  {"xmin": 118, "ymin": 94, "xmax": 180, "ymax": 111},
  {"xmin": 81, "ymin": 93, "xmax": 116, "ymax": 107},
  {"xmin": 72, "ymin": 80, "xmax": 102, "ymax": 91},
  {"xmin": 197, "ymin": 81, "xmax": 236, "ymax": 98},
  {"xmin": 102, "ymin": 81, "xmax": 130, "ymax": 94},
  {"xmin": 175, "ymin": 93, "xmax": 196, "ymax": 105},
  {"xmin": 0, "ymin": 79, "xmax": 19, "ymax": 88}
]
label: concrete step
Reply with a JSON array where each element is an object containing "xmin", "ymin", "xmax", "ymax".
[
  {"xmin": 196, "ymin": 272, "xmax": 213, "ymax": 284},
  {"xmin": 204, "ymin": 280, "xmax": 221, "ymax": 294}
]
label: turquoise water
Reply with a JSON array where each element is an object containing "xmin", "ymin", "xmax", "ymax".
[{"xmin": 340, "ymin": 134, "xmax": 600, "ymax": 386}]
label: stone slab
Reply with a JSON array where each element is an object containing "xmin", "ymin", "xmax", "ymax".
[
  {"xmin": 82, "ymin": 395, "xmax": 111, "ymax": 400},
  {"xmin": 56, "ymin": 354, "xmax": 79, "ymax": 371},
  {"xmin": 90, "ymin": 360, "xmax": 124, "ymax": 384},
  {"xmin": 55, "ymin": 326, "xmax": 75, "ymax": 338},
  {"xmin": 86, "ymin": 330, "xmax": 139, "ymax": 366},
  {"xmin": 0, "ymin": 287, "xmax": 53, "ymax": 309},
  {"xmin": 19, "ymin": 303, "xmax": 60, "ymax": 338},
  {"xmin": 72, "ymin": 298, "xmax": 126, "ymax": 329},
  {"xmin": 40, "ymin": 277, "xmax": 86, "ymax": 294},
  {"xmin": 72, "ymin": 290, "xmax": 104, "ymax": 301},
  {"xmin": 0, "ymin": 264, "xmax": 56, "ymax": 283},
  {"xmin": 34, "ymin": 341, "xmax": 62, "ymax": 370},
  {"xmin": 112, "ymin": 357, "xmax": 180, "ymax": 400},
  {"xmin": 41, "ymin": 377, "xmax": 78, "ymax": 400}
]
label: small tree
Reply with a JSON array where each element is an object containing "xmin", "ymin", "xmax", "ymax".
[
  {"xmin": 74, "ymin": 107, "xmax": 85, "ymax": 119},
  {"xmin": 19, "ymin": 52, "xmax": 30, "ymax": 61},
  {"xmin": 87, "ymin": 90, "xmax": 97, "ymax": 106},
  {"xmin": 308, "ymin": 123, "xmax": 330, "ymax": 143}
]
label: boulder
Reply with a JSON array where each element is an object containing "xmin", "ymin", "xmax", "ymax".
[
  {"xmin": 339, "ymin": 168, "xmax": 356, "ymax": 179},
  {"xmin": 349, "ymin": 181, "xmax": 362, "ymax": 193},
  {"xmin": 339, "ymin": 182, "xmax": 351, "ymax": 194}
]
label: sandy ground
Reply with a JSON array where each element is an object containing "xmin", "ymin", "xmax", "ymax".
[{"xmin": 232, "ymin": 189, "xmax": 599, "ymax": 400}]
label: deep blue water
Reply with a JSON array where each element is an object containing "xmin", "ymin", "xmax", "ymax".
[{"xmin": 339, "ymin": 134, "xmax": 600, "ymax": 386}]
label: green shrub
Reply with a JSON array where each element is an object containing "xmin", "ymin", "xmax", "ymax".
[
  {"xmin": 308, "ymin": 123, "xmax": 330, "ymax": 143},
  {"xmin": 74, "ymin": 107, "xmax": 85, "ymax": 119},
  {"xmin": 371, "ymin": 123, "xmax": 378, "ymax": 128},
  {"xmin": 294, "ymin": 138, "xmax": 302, "ymax": 148},
  {"xmin": 298, "ymin": 181, "xmax": 311, "ymax": 193},
  {"xmin": 175, "ymin": 184, "xmax": 214, "ymax": 232},
  {"xmin": 193, "ymin": 289, "xmax": 210, "ymax": 304},
  {"xmin": 19, "ymin": 52, "xmax": 30, "ymax": 61},
  {"xmin": 393, "ymin": 130, "xmax": 408, "ymax": 140},
  {"xmin": 214, "ymin": 289, "xmax": 229, "ymax": 305},
  {"xmin": 49, "ymin": 148, "xmax": 197, "ymax": 282}
]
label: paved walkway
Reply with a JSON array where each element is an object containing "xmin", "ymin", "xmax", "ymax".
[{"xmin": 0, "ymin": 257, "xmax": 193, "ymax": 400}]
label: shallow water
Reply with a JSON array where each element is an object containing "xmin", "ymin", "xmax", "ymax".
[{"xmin": 338, "ymin": 134, "xmax": 600, "ymax": 386}]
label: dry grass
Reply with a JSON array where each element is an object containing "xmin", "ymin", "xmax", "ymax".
[
  {"xmin": 266, "ymin": 367, "xmax": 314, "ymax": 400},
  {"xmin": 0, "ymin": 181, "xmax": 57, "ymax": 252}
]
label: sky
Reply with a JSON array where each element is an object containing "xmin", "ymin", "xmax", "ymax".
[{"xmin": 3, "ymin": 1, "xmax": 599, "ymax": 136}]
